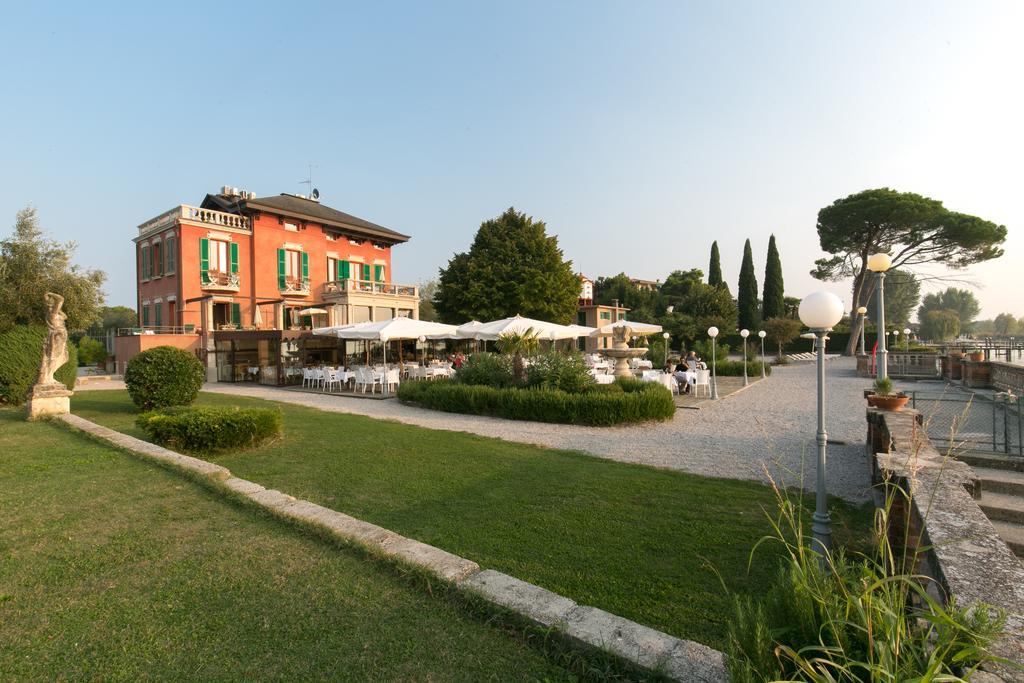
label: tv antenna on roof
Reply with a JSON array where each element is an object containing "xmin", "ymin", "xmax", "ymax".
[{"xmin": 299, "ymin": 164, "xmax": 319, "ymax": 200}]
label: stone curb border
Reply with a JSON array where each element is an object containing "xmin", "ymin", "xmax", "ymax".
[{"xmin": 57, "ymin": 413, "xmax": 728, "ymax": 682}]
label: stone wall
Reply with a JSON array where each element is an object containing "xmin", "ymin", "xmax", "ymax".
[
  {"xmin": 962, "ymin": 359, "xmax": 994, "ymax": 389},
  {"xmin": 992, "ymin": 362, "xmax": 1024, "ymax": 394},
  {"xmin": 868, "ymin": 408, "xmax": 1024, "ymax": 679}
]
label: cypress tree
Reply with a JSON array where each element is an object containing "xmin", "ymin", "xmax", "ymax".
[
  {"xmin": 761, "ymin": 234, "xmax": 785, "ymax": 320},
  {"xmin": 708, "ymin": 241, "xmax": 724, "ymax": 287},
  {"xmin": 737, "ymin": 238, "xmax": 759, "ymax": 330}
]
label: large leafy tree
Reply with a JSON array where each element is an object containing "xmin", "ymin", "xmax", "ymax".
[
  {"xmin": 708, "ymin": 241, "xmax": 724, "ymax": 288},
  {"xmin": 761, "ymin": 234, "xmax": 785, "ymax": 320},
  {"xmin": 0, "ymin": 206, "xmax": 106, "ymax": 331},
  {"xmin": 435, "ymin": 208, "xmax": 579, "ymax": 324},
  {"xmin": 993, "ymin": 313, "xmax": 1020, "ymax": 336},
  {"xmin": 417, "ymin": 279, "xmax": 439, "ymax": 322},
  {"xmin": 763, "ymin": 317, "xmax": 803, "ymax": 360},
  {"xmin": 813, "ymin": 188, "xmax": 1006, "ymax": 354},
  {"xmin": 737, "ymin": 238, "xmax": 759, "ymax": 330},
  {"xmin": 917, "ymin": 288, "xmax": 980, "ymax": 332},
  {"xmin": 865, "ymin": 269, "xmax": 921, "ymax": 328},
  {"xmin": 593, "ymin": 273, "xmax": 664, "ymax": 322},
  {"xmin": 656, "ymin": 269, "xmax": 737, "ymax": 349},
  {"xmin": 919, "ymin": 309, "xmax": 961, "ymax": 341}
]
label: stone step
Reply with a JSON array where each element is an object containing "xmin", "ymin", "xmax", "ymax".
[
  {"xmin": 990, "ymin": 520, "xmax": 1024, "ymax": 559},
  {"xmin": 958, "ymin": 451, "xmax": 1024, "ymax": 473},
  {"xmin": 976, "ymin": 466, "xmax": 1024, "ymax": 496},
  {"xmin": 979, "ymin": 491, "xmax": 1024, "ymax": 524}
]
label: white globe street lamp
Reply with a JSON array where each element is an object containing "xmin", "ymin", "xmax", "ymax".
[
  {"xmin": 798, "ymin": 290, "xmax": 845, "ymax": 564},
  {"xmin": 903, "ymin": 327, "xmax": 911, "ymax": 351},
  {"xmin": 867, "ymin": 253, "xmax": 892, "ymax": 380},
  {"xmin": 758, "ymin": 330, "xmax": 767, "ymax": 378},
  {"xmin": 857, "ymin": 306, "xmax": 868, "ymax": 355},
  {"xmin": 662, "ymin": 331, "xmax": 670, "ymax": 367},
  {"xmin": 707, "ymin": 326, "xmax": 719, "ymax": 399},
  {"xmin": 740, "ymin": 329, "xmax": 750, "ymax": 386}
]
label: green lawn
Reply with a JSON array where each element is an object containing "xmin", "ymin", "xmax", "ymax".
[
  {"xmin": 0, "ymin": 408, "xmax": 571, "ymax": 681},
  {"xmin": 73, "ymin": 390, "xmax": 874, "ymax": 651}
]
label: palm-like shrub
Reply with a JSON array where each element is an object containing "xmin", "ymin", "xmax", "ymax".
[
  {"xmin": 495, "ymin": 328, "xmax": 540, "ymax": 382},
  {"xmin": 124, "ymin": 346, "xmax": 203, "ymax": 411},
  {"xmin": 526, "ymin": 351, "xmax": 595, "ymax": 393},
  {"xmin": 455, "ymin": 352, "xmax": 515, "ymax": 388}
]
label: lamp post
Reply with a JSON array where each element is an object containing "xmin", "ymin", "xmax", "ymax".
[
  {"xmin": 857, "ymin": 306, "xmax": 868, "ymax": 355},
  {"xmin": 708, "ymin": 326, "xmax": 719, "ymax": 399},
  {"xmin": 662, "ymin": 331, "xmax": 670, "ymax": 368},
  {"xmin": 799, "ymin": 291, "xmax": 846, "ymax": 565},
  {"xmin": 892, "ymin": 328, "xmax": 900, "ymax": 357},
  {"xmin": 903, "ymin": 327, "xmax": 911, "ymax": 351},
  {"xmin": 867, "ymin": 253, "xmax": 892, "ymax": 380},
  {"xmin": 758, "ymin": 330, "xmax": 767, "ymax": 378},
  {"xmin": 740, "ymin": 329, "xmax": 750, "ymax": 386}
]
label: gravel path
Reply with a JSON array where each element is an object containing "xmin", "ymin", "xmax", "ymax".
[{"xmin": 79, "ymin": 360, "xmax": 896, "ymax": 502}]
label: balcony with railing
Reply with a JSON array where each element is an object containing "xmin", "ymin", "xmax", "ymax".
[
  {"xmin": 323, "ymin": 279, "xmax": 419, "ymax": 299},
  {"xmin": 201, "ymin": 270, "xmax": 240, "ymax": 292},
  {"xmin": 280, "ymin": 276, "xmax": 311, "ymax": 295},
  {"xmin": 139, "ymin": 204, "xmax": 251, "ymax": 236}
]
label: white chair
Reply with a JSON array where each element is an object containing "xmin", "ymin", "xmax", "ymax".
[
  {"xmin": 385, "ymin": 368, "xmax": 401, "ymax": 393},
  {"xmin": 371, "ymin": 369, "xmax": 386, "ymax": 393},
  {"xmin": 693, "ymin": 369, "xmax": 711, "ymax": 397},
  {"xmin": 313, "ymin": 368, "xmax": 326, "ymax": 389},
  {"xmin": 354, "ymin": 367, "xmax": 370, "ymax": 393},
  {"xmin": 324, "ymin": 368, "xmax": 341, "ymax": 393}
]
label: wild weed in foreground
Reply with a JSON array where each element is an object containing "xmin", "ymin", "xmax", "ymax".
[{"xmin": 726, "ymin": 473, "xmax": 1006, "ymax": 682}]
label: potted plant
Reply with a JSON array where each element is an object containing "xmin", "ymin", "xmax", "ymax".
[
  {"xmin": 867, "ymin": 377, "xmax": 909, "ymax": 411},
  {"xmin": 967, "ymin": 348, "xmax": 985, "ymax": 362}
]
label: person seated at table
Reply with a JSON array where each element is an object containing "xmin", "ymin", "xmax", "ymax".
[
  {"xmin": 685, "ymin": 351, "xmax": 700, "ymax": 371},
  {"xmin": 673, "ymin": 359, "xmax": 692, "ymax": 394}
]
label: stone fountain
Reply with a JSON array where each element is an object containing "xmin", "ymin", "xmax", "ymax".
[{"xmin": 599, "ymin": 324, "xmax": 651, "ymax": 379}]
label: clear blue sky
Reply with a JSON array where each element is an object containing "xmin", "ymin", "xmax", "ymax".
[{"xmin": 1, "ymin": 1, "xmax": 1019, "ymax": 318}]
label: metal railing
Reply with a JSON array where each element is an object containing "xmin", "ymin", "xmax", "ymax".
[
  {"xmin": 201, "ymin": 270, "xmax": 240, "ymax": 289},
  {"xmin": 116, "ymin": 325, "xmax": 198, "ymax": 336},
  {"xmin": 909, "ymin": 389, "xmax": 1022, "ymax": 456},
  {"xmin": 281, "ymin": 277, "xmax": 311, "ymax": 294},
  {"xmin": 323, "ymin": 278, "xmax": 418, "ymax": 297}
]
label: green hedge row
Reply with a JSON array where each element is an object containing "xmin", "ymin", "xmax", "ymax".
[
  {"xmin": 710, "ymin": 360, "xmax": 772, "ymax": 377},
  {"xmin": 136, "ymin": 406, "xmax": 282, "ymax": 453},
  {"xmin": 397, "ymin": 378, "xmax": 675, "ymax": 426},
  {"xmin": 0, "ymin": 325, "xmax": 78, "ymax": 405}
]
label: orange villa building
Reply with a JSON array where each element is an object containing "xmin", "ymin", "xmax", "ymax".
[{"xmin": 118, "ymin": 186, "xmax": 419, "ymax": 383}]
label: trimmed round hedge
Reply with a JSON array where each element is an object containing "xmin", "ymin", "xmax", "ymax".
[
  {"xmin": 124, "ymin": 346, "xmax": 204, "ymax": 411},
  {"xmin": 0, "ymin": 325, "xmax": 78, "ymax": 406},
  {"xmin": 397, "ymin": 377, "xmax": 675, "ymax": 426},
  {"xmin": 136, "ymin": 406, "xmax": 282, "ymax": 453}
]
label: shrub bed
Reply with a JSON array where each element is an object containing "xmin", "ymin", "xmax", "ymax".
[
  {"xmin": 711, "ymin": 360, "xmax": 772, "ymax": 377},
  {"xmin": 136, "ymin": 406, "xmax": 282, "ymax": 453},
  {"xmin": 397, "ymin": 377, "xmax": 674, "ymax": 426},
  {"xmin": 124, "ymin": 346, "xmax": 204, "ymax": 410},
  {"xmin": 0, "ymin": 325, "xmax": 78, "ymax": 405}
]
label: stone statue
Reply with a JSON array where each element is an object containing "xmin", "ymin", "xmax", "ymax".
[
  {"xmin": 26, "ymin": 292, "xmax": 73, "ymax": 419},
  {"xmin": 36, "ymin": 292, "xmax": 69, "ymax": 385}
]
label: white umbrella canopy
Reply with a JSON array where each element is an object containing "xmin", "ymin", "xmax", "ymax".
[
  {"xmin": 589, "ymin": 319, "xmax": 663, "ymax": 337},
  {"xmin": 252, "ymin": 304, "xmax": 264, "ymax": 328},
  {"xmin": 299, "ymin": 307, "xmax": 328, "ymax": 316},
  {"xmin": 563, "ymin": 324, "xmax": 597, "ymax": 337},
  {"xmin": 313, "ymin": 317, "xmax": 457, "ymax": 342},
  {"xmin": 471, "ymin": 315, "xmax": 580, "ymax": 341},
  {"xmin": 445, "ymin": 320, "xmax": 486, "ymax": 340}
]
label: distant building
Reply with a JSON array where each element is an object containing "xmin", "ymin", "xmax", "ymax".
[
  {"xmin": 118, "ymin": 185, "xmax": 419, "ymax": 383},
  {"xmin": 629, "ymin": 277, "xmax": 660, "ymax": 292},
  {"xmin": 575, "ymin": 273, "xmax": 628, "ymax": 351}
]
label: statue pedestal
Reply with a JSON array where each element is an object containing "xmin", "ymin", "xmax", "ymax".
[{"xmin": 26, "ymin": 382, "xmax": 73, "ymax": 420}]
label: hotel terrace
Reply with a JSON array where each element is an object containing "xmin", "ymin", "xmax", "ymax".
[{"xmin": 118, "ymin": 186, "xmax": 419, "ymax": 383}]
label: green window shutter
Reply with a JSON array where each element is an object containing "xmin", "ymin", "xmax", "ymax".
[
  {"xmin": 230, "ymin": 242, "xmax": 239, "ymax": 273},
  {"xmin": 154, "ymin": 303, "xmax": 162, "ymax": 327},
  {"xmin": 200, "ymin": 238, "xmax": 210, "ymax": 283},
  {"xmin": 340, "ymin": 260, "xmax": 350, "ymax": 279},
  {"xmin": 231, "ymin": 303, "xmax": 241, "ymax": 326},
  {"xmin": 301, "ymin": 252, "xmax": 309, "ymax": 280},
  {"xmin": 362, "ymin": 263, "xmax": 371, "ymax": 281},
  {"xmin": 166, "ymin": 240, "xmax": 174, "ymax": 273},
  {"xmin": 277, "ymin": 249, "xmax": 286, "ymax": 289},
  {"xmin": 142, "ymin": 305, "xmax": 149, "ymax": 326},
  {"xmin": 141, "ymin": 246, "xmax": 149, "ymax": 279},
  {"xmin": 374, "ymin": 265, "xmax": 383, "ymax": 282}
]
